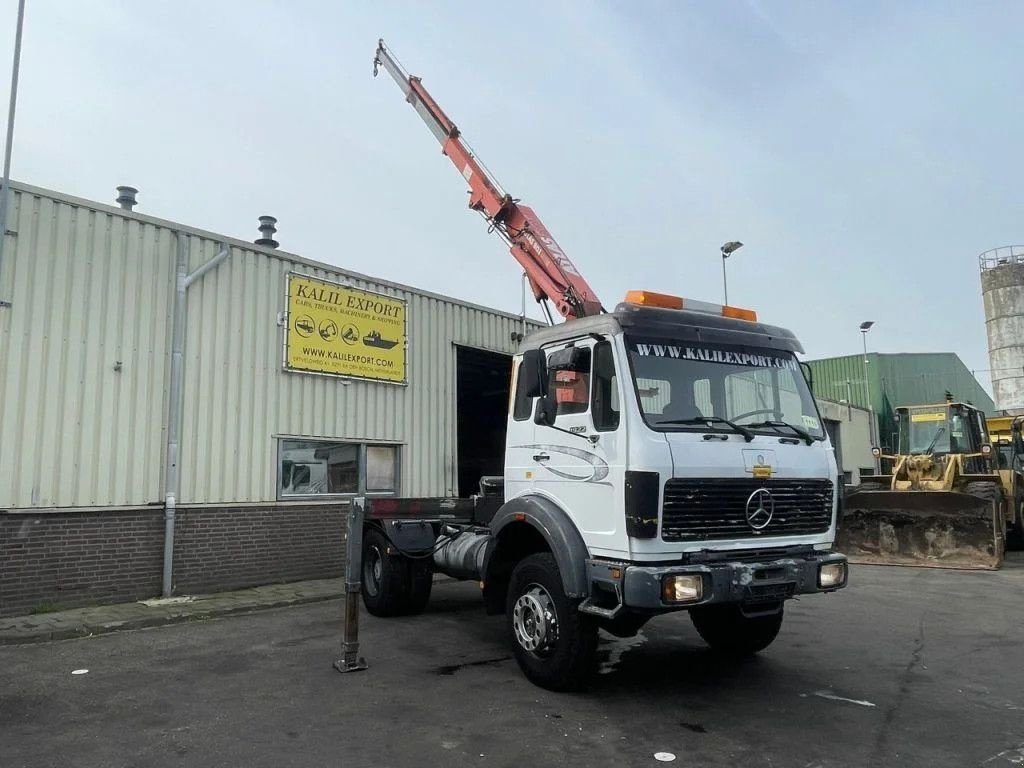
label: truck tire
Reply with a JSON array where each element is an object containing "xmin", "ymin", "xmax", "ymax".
[
  {"xmin": 690, "ymin": 604, "xmax": 783, "ymax": 656},
  {"xmin": 361, "ymin": 527, "xmax": 411, "ymax": 618},
  {"xmin": 506, "ymin": 553, "xmax": 598, "ymax": 692},
  {"xmin": 404, "ymin": 559, "xmax": 434, "ymax": 615}
]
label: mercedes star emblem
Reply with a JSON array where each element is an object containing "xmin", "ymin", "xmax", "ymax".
[{"xmin": 745, "ymin": 488, "xmax": 775, "ymax": 531}]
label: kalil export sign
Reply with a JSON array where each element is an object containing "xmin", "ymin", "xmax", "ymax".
[{"xmin": 284, "ymin": 273, "xmax": 407, "ymax": 384}]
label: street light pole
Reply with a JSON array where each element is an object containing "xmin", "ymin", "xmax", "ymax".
[
  {"xmin": 0, "ymin": 0, "xmax": 27, "ymax": 308},
  {"xmin": 860, "ymin": 320, "xmax": 877, "ymax": 469},
  {"xmin": 720, "ymin": 241, "xmax": 743, "ymax": 305}
]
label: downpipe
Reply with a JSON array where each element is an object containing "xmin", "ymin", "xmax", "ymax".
[{"xmin": 162, "ymin": 233, "xmax": 229, "ymax": 598}]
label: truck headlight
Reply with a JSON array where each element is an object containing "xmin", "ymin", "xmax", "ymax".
[
  {"xmin": 819, "ymin": 562, "xmax": 847, "ymax": 588},
  {"xmin": 662, "ymin": 574, "xmax": 703, "ymax": 604}
]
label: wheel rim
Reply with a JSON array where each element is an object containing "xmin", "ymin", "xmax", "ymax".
[
  {"xmin": 512, "ymin": 583, "xmax": 558, "ymax": 655},
  {"xmin": 364, "ymin": 545, "xmax": 383, "ymax": 597}
]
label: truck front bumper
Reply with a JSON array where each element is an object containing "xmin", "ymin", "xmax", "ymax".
[{"xmin": 620, "ymin": 551, "xmax": 848, "ymax": 612}]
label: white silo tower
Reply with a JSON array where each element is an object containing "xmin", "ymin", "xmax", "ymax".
[{"xmin": 980, "ymin": 245, "xmax": 1024, "ymax": 414}]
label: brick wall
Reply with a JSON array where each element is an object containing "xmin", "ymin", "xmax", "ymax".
[
  {"xmin": 0, "ymin": 503, "xmax": 349, "ymax": 618},
  {"xmin": 172, "ymin": 504, "xmax": 348, "ymax": 594},
  {"xmin": 0, "ymin": 509, "xmax": 164, "ymax": 617}
]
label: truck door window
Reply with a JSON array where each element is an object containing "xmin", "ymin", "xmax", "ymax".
[
  {"xmin": 547, "ymin": 346, "xmax": 592, "ymax": 417},
  {"xmin": 591, "ymin": 341, "xmax": 619, "ymax": 431}
]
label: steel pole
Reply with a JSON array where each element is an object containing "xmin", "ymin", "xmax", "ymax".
[
  {"xmin": 334, "ymin": 497, "xmax": 368, "ymax": 673},
  {"xmin": 162, "ymin": 236, "xmax": 230, "ymax": 598},
  {"xmin": 861, "ymin": 332, "xmax": 870, "ymax": 406},
  {"xmin": 0, "ymin": 0, "xmax": 27, "ymax": 306},
  {"xmin": 722, "ymin": 254, "xmax": 728, "ymax": 305},
  {"xmin": 862, "ymin": 330, "xmax": 878, "ymax": 468},
  {"xmin": 162, "ymin": 234, "xmax": 189, "ymax": 597}
]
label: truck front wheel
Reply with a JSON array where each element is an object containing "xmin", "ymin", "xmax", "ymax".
[
  {"xmin": 506, "ymin": 553, "xmax": 598, "ymax": 692},
  {"xmin": 690, "ymin": 603, "xmax": 783, "ymax": 656}
]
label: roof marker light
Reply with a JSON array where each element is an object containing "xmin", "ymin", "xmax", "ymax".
[
  {"xmin": 623, "ymin": 290, "xmax": 683, "ymax": 309},
  {"xmin": 722, "ymin": 305, "xmax": 758, "ymax": 322},
  {"xmin": 624, "ymin": 291, "xmax": 758, "ymax": 322}
]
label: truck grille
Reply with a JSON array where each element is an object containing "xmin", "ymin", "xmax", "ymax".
[{"xmin": 661, "ymin": 478, "xmax": 834, "ymax": 542}]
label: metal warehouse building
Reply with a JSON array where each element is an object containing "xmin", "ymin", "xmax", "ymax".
[
  {"xmin": 807, "ymin": 353, "xmax": 995, "ymax": 451},
  {"xmin": 0, "ymin": 182, "xmax": 540, "ymax": 616}
]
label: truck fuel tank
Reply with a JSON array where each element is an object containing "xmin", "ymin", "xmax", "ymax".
[{"xmin": 433, "ymin": 527, "xmax": 492, "ymax": 581}]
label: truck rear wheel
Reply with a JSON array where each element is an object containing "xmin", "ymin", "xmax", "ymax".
[
  {"xmin": 361, "ymin": 527, "xmax": 412, "ymax": 617},
  {"xmin": 690, "ymin": 604, "xmax": 783, "ymax": 656},
  {"xmin": 506, "ymin": 553, "xmax": 598, "ymax": 692}
]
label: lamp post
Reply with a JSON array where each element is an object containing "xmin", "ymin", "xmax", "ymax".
[
  {"xmin": 860, "ymin": 320, "xmax": 877, "ymax": 468},
  {"xmin": 0, "ymin": 0, "xmax": 27, "ymax": 308},
  {"xmin": 720, "ymin": 241, "xmax": 743, "ymax": 305}
]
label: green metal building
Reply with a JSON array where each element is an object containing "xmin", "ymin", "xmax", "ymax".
[{"xmin": 806, "ymin": 353, "xmax": 995, "ymax": 450}]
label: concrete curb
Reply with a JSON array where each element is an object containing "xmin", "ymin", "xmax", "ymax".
[
  {"xmin": 0, "ymin": 591, "xmax": 343, "ymax": 646},
  {"xmin": 0, "ymin": 574, "xmax": 461, "ymax": 646}
]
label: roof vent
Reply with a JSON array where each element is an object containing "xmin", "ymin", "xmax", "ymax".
[
  {"xmin": 116, "ymin": 186, "xmax": 138, "ymax": 211},
  {"xmin": 255, "ymin": 215, "xmax": 279, "ymax": 248}
]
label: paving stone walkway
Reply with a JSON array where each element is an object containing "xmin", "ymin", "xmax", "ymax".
[{"xmin": 0, "ymin": 578, "xmax": 345, "ymax": 645}]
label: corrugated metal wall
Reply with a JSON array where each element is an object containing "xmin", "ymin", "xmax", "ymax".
[
  {"xmin": 877, "ymin": 354, "xmax": 994, "ymax": 413},
  {"xmin": 0, "ymin": 189, "xmax": 175, "ymax": 509},
  {"xmin": 808, "ymin": 353, "xmax": 994, "ymax": 414},
  {"xmin": 807, "ymin": 352, "xmax": 996, "ymax": 450},
  {"xmin": 806, "ymin": 355, "xmax": 874, "ymax": 411},
  {"xmin": 0, "ymin": 183, "xmax": 540, "ymax": 509}
]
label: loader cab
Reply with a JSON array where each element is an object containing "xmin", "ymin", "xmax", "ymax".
[
  {"xmin": 990, "ymin": 417, "xmax": 1024, "ymax": 472},
  {"xmin": 896, "ymin": 402, "xmax": 992, "ymax": 472}
]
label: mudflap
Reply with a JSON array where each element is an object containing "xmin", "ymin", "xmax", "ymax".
[{"xmin": 837, "ymin": 490, "xmax": 1005, "ymax": 570}]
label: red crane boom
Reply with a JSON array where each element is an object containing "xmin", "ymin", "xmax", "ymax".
[{"xmin": 373, "ymin": 40, "xmax": 604, "ymax": 322}]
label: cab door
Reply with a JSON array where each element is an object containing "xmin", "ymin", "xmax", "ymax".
[
  {"xmin": 529, "ymin": 338, "xmax": 626, "ymax": 557},
  {"xmin": 504, "ymin": 356, "xmax": 540, "ymax": 501}
]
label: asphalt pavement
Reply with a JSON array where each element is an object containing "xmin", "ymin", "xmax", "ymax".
[{"xmin": 2, "ymin": 557, "xmax": 1023, "ymax": 768}]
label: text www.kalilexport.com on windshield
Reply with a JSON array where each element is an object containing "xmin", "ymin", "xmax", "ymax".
[{"xmin": 301, "ymin": 347, "xmax": 395, "ymax": 368}]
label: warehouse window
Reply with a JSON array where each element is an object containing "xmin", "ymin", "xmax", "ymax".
[{"xmin": 278, "ymin": 439, "xmax": 400, "ymax": 498}]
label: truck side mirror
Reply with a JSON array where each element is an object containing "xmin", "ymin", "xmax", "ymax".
[
  {"xmin": 520, "ymin": 349, "xmax": 548, "ymax": 399},
  {"xmin": 535, "ymin": 393, "xmax": 558, "ymax": 428}
]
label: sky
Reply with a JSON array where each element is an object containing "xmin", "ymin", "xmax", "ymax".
[{"xmin": 1, "ymin": 0, "xmax": 1021, "ymax": 396}]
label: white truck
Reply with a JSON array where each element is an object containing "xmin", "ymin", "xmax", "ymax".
[{"xmin": 363, "ymin": 42, "xmax": 848, "ymax": 691}]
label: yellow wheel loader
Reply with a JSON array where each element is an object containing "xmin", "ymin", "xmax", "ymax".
[
  {"xmin": 838, "ymin": 400, "xmax": 1015, "ymax": 570},
  {"xmin": 986, "ymin": 414, "xmax": 1024, "ymax": 550}
]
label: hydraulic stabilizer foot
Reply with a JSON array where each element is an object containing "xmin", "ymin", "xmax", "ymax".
[{"xmin": 334, "ymin": 498, "xmax": 369, "ymax": 674}]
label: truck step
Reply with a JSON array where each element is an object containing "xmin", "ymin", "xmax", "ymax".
[{"xmin": 578, "ymin": 598, "xmax": 623, "ymax": 620}]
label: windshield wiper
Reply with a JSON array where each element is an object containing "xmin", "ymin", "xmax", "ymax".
[
  {"xmin": 747, "ymin": 420, "xmax": 815, "ymax": 445},
  {"xmin": 657, "ymin": 416, "xmax": 754, "ymax": 442},
  {"xmin": 923, "ymin": 426, "xmax": 946, "ymax": 455}
]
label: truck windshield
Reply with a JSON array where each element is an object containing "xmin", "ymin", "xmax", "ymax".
[{"xmin": 624, "ymin": 337, "xmax": 824, "ymax": 440}]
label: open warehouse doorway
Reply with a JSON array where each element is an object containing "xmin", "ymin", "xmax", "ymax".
[{"xmin": 455, "ymin": 345, "xmax": 513, "ymax": 497}]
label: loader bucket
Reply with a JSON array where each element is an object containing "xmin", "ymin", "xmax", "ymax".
[{"xmin": 837, "ymin": 489, "xmax": 1004, "ymax": 570}]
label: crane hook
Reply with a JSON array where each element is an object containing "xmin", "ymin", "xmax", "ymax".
[{"xmin": 373, "ymin": 38, "xmax": 384, "ymax": 77}]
